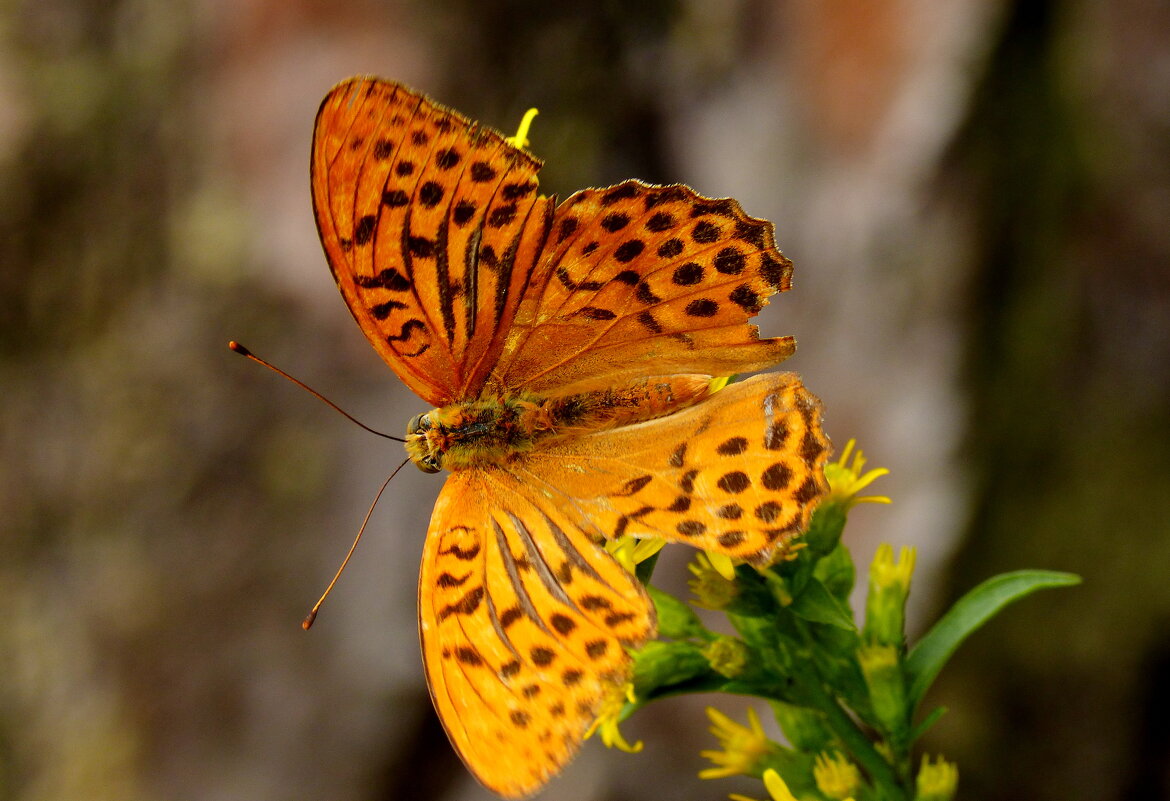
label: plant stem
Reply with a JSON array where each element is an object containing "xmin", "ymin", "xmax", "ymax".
[{"xmin": 787, "ymin": 668, "xmax": 908, "ymax": 801}]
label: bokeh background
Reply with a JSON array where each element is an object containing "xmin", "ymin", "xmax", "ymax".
[{"xmin": 3, "ymin": 0, "xmax": 1169, "ymax": 799}]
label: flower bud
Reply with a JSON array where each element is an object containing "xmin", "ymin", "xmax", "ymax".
[
  {"xmin": 702, "ymin": 636, "xmax": 751, "ymax": 678},
  {"xmin": 863, "ymin": 544, "xmax": 916, "ymax": 646},
  {"xmin": 915, "ymin": 754, "xmax": 958, "ymax": 801},
  {"xmin": 813, "ymin": 751, "xmax": 862, "ymax": 800}
]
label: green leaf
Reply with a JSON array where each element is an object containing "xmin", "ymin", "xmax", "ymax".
[
  {"xmin": 631, "ymin": 641, "xmax": 713, "ymax": 696},
  {"xmin": 635, "ymin": 550, "xmax": 660, "ymax": 584},
  {"xmin": 803, "ymin": 501, "xmax": 847, "ymax": 555},
  {"xmin": 905, "ymin": 570, "xmax": 1081, "ymax": 708},
  {"xmin": 813, "ymin": 542, "xmax": 855, "ymax": 601},
  {"xmin": 909, "ymin": 706, "xmax": 947, "ymax": 742},
  {"xmin": 770, "ymin": 700, "xmax": 833, "ymax": 752},
  {"xmin": 787, "ymin": 576, "xmax": 856, "ymax": 630},
  {"xmin": 647, "ymin": 585, "xmax": 711, "ymax": 641}
]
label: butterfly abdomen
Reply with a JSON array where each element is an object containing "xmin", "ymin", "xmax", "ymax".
[{"xmin": 546, "ymin": 374, "xmax": 712, "ymax": 434}]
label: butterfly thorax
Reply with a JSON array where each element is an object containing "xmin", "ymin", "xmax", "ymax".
[{"xmin": 405, "ymin": 375, "xmax": 712, "ymax": 474}]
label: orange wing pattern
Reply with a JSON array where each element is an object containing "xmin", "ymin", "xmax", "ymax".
[
  {"xmin": 308, "ymin": 77, "xmax": 830, "ymax": 800},
  {"xmin": 418, "ymin": 469, "xmax": 654, "ymax": 798},
  {"xmin": 489, "ymin": 181, "xmax": 795, "ymax": 396},
  {"xmin": 521, "ymin": 373, "xmax": 830, "ymax": 566},
  {"xmin": 312, "ymin": 78, "xmax": 555, "ymax": 406}
]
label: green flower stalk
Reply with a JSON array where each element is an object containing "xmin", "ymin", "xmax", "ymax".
[
  {"xmin": 858, "ymin": 643, "xmax": 908, "ymax": 742},
  {"xmin": 770, "ymin": 700, "xmax": 832, "ymax": 752}
]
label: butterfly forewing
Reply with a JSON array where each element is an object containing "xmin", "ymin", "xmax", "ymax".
[
  {"xmin": 489, "ymin": 181, "xmax": 796, "ymax": 396},
  {"xmin": 312, "ymin": 78, "xmax": 555, "ymax": 406},
  {"xmin": 419, "ymin": 470, "xmax": 654, "ymax": 798}
]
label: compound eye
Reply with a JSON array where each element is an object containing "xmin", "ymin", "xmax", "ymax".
[{"xmin": 406, "ymin": 412, "xmax": 432, "ymax": 436}]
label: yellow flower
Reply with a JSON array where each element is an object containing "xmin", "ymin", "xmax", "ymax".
[
  {"xmin": 824, "ymin": 439, "xmax": 891, "ymax": 508},
  {"xmin": 699, "ymin": 706, "xmax": 774, "ymax": 779},
  {"xmin": 705, "ymin": 549, "xmax": 738, "ymax": 580},
  {"xmin": 727, "ymin": 769, "xmax": 802, "ymax": 801},
  {"xmin": 708, "ymin": 375, "xmax": 733, "ymax": 393},
  {"xmin": 689, "ymin": 551, "xmax": 740, "ymax": 609},
  {"xmin": 916, "ymin": 754, "xmax": 958, "ymax": 800},
  {"xmin": 813, "ymin": 751, "xmax": 862, "ymax": 800},
  {"xmin": 606, "ymin": 534, "xmax": 666, "ymax": 575},
  {"xmin": 505, "ymin": 107, "xmax": 539, "ymax": 150},
  {"xmin": 584, "ymin": 681, "xmax": 642, "ymax": 753}
]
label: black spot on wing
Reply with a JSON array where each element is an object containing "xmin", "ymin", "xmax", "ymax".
[
  {"xmin": 601, "ymin": 182, "xmax": 639, "ymax": 205},
  {"xmin": 601, "ymin": 212, "xmax": 631, "ymax": 232},
  {"xmin": 383, "ymin": 189, "xmax": 409, "ymax": 207},
  {"xmin": 685, "ymin": 299, "xmax": 719, "ymax": 317},
  {"xmin": 386, "ymin": 319, "xmax": 428, "ymax": 344},
  {"xmin": 354, "ymin": 268, "xmax": 411, "ymax": 291},
  {"xmin": 438, "ymin": 586, "xmax": 485, "ymax": 621},
  {"xmin": 354, "ymin": 215, "xmax": 376, "ymax": 245},
  {"xmin": 370, "ymin": 300, "xmax": 407, "ymax": 320},
  {"xmin": 470, "ymin": 161, "xmax": 496, "ymax": 182}
]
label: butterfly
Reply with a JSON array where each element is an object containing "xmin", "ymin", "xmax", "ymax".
[{"xmin": 310, "ymin": 77, "xmax": 830, "ymax": 798}]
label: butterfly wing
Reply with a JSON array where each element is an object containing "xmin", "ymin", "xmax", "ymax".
[
  {"xmin": 519, "ymin": 373, "xmax": 830, "ymax": 566},
  {"xmin": 488, "ymin": 181, "xmax": 796, "ymax": 397},
  {"xmin": 312, "ymin": 78, "xmax": 555, "ymax": 406},
  {"xmin": 418, "ymin": 468, "xmax": 655, "ymax": 798}
]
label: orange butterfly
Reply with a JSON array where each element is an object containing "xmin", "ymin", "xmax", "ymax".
[{"xmin": 310, "ymin": 77, "xmax": 829, "ymax": 798}]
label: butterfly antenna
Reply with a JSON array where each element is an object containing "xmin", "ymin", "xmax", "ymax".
[
  {"xmin": 228, "ymin": 341, "xmax": 405, "ymax": 443},
  {"xmin": 302, "ymin": 456, "xmax": 411, "ymax": 630}
]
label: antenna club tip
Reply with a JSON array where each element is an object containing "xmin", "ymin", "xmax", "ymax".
[
  {"xmin": 228, "ymin": 341, "xmax": 252, "ymax": 356},
  {"xmin": 302, "ymin": 611, "xmax": 318, "ymax": 630}
]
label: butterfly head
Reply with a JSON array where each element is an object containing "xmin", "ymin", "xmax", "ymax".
[{"xmin": 405, "ymin": 411, "xmax": 442, "ymax": 473}]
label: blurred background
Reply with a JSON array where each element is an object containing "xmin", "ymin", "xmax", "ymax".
[{"xmin": 2, "ymin": 0, "xmax": 1168, "ymax": 799}]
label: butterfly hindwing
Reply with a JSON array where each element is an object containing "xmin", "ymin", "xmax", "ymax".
[
  {"xmin": 418, "ymin": 469, "xmax": 655, "ymax": 799},
  {"xmin": 520, "ymin": 373, "xmax": 830, "ymax": 566},
  {"xmin": 312, "ymin": 78, "xmax": 555, "ymax": 406}
]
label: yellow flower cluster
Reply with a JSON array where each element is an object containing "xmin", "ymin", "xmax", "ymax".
[
  {"xmin": 699, "ymin": 706, "xmax": 773, "ymax": 780},
  {"xmin": 824, "ymin": 439, "xmax": 891, "ymax": 508},
  {"xmin": 689, "ymin": 551, "xmax": 740, "ymax": 608},
  {"xmin": 584, "ymin": 681, "xmax": 642, "ymax": 753},
  {"xmin": 606, "ymin": 534, "xmax": 666, "ymax": 575}
]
